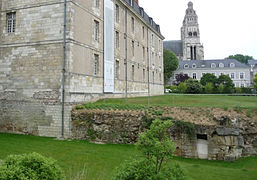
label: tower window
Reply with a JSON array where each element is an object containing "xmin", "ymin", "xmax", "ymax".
[
  {"xmin": 7, "ymin": 12, "xmax": 16, "ymax": 33},
  {"xmin": 188, "ymin": 32, "xmax": 192, "ymax": 37},
  {"xmin": 193, "ymin": 32, "xmax": 197, "ymax": 36}
]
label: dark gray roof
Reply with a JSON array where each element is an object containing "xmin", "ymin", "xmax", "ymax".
[
  {"xmin": 178, "ymin": 59, "xmax": 250, "ymax": 69},
  {"xmin": 123, "ymin": 0, "xmax": 163, "ymax": 38},
  {"xmin": 163, "ymin": 40, "xmax": 183, "ymax": 56},
  {"xmin": 248, "ymin": 60, "xmax": 257, "ymax": 65}
]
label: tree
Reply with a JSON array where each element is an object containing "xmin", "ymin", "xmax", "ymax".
[
  {"xmin": 185, "ymin": 79, "xmax": 203, "ymax": 94},
  {"xmin": 226, "ymin": 54, "xmax": 254, "ymax": 64},
  {"xmin": 217, "ymin": 74, "xmax": 234, "ymax": 93},
  {"xmin": 175, "ymin": 73, "xmax": 190, "ymax": 85},
  {"xmin": 254, "ymin": 74, "xmax": 257, "ymax": 91},
  {"xmin": 113, "ymin": 119, "xmax": 186, "ymax": 180},
  {"xmin": 163, "ymin": 50, "xmax": 178, "ymax": 84},
  {"xmin": 204, "ymin": 82, "xmax": 214, "ymax": 94},
  {"xmin": 177, "ymin": 82, "xmax": 187, "ymax": 93},
  {"xmin": 200, "ymin": 73, "xmax": 218, "ymax": 87}
]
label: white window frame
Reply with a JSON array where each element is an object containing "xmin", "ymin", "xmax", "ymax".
[
  {"xmin": 192, "ymin": 73, "xmax": 197, "ymax": 79},
  {"xmin": 230, "ymin": 72, "xmax": 235, "ymax": 79},
  {"xmin": 211, "ymin": 63, "xmax": 216, "ymax": 68},
  {"xmin": 184, "ymin": 64, "xmax": 189, "ymax": 69},
  {"xmin": 94, "ymin": 20, "xmax": 99, "ymax": 42},
  {"xmin": 239, "ymin": 72, "xmax": 245, "ymax": 79},
  {"xmin": 219, "ymin": 63, "xmax": 224, "ymax": 68},
  {"xmin": 7, "ymin": 12, "xmax": 16, "ymax": 33}
]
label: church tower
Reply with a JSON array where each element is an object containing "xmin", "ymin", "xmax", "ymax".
[{"xmin": 181, "ymin": 2, "xmax": 204, "ymax": 60}]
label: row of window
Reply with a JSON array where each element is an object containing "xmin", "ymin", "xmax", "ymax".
[
  {"xmin": 184, "ymin": 62, "xmax": 236, "ymax": 69},
  {"xmin": 185, "ymin": 72, "xmax": 246, "ymax": 80},
  {"xmin": 94, "ymin": 53, "xmax": 161, "ymax": 82}
]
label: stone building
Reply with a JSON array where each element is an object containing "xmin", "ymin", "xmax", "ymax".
[
  {"xmin": 0, "ymin": 0, "xmax": 164, "ymax": 137},
  {"xmin": 164, "ymin": 1, "xmax": 204, "ymax": 60},
  {"xmin": 164, "ymin": 2, "xmax": 255, "ymax": 87},
  {"xmin": 171, "ymin": 59, "xmax": 251, "ymax": 87}
]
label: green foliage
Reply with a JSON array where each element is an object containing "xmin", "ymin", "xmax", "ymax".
[
  {"xmin": 218, "ymin": 84, "xmax": 224, "ymax": 93},
  {"xmin": 163, "ymin": 50, "xmax": 178, "ymax": 84},
  {"xmin": 246, "ymin": 109, "xmax": 252, "ymax": 118},
  {"xmin": 173, "ymin": 120, "xmax": 195, "ymax": 138},
  {"xmin": 234, "ymin": 106, "xmax": 242, "ymax": 113},
  {"xmin": 137, "ymin": 120, "xmax": 175, "ymax": 172},
  {"xmin": 0, "ymin": 152, "xmax": 64, "ymax": 180},
  {"xmin": 254, "ymin": 74, "xmax": 257, "ymax": 90},
  {"xmin": 200, "ymin": 73, "xmax": 218, "ymax": 86},
  {"xmin": 152, "ymin": 110, "xmax": 164, "ymax": 116},
  {"xmin": 113, "ymin": 119, "xmax": 186, "ymax": 180},
  {"xmin": 204, "ymin": 82, "xmax": 214, "ymax": 94},
  {"xmin": 112, "ymin": 158, "xmax": 186, "ymax": 180},
  {"xmin": 226, "ymin": 54, "xmax": 254, "ymax": 64},
  {"xmin": 217, "ymin": 75, "xmax": 234, "ymax": 93},
  {"xmin": 185, "ymin": 79, "xmax": 203, "ymax": 94},
  {"xmin": 177, "ymin": 82, "xmax": 187, "ymax": 93}
]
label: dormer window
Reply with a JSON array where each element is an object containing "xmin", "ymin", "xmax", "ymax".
[
  {"xmin": 230, "ymin": 63, "xmax": 235, "ymax": 68},
  {"xmin": 192, "ymin": 63, "xmax": 196, "ymax": 68},
  {"xmin": 211, "ymin": 63, "xmax": 216, "ymax": 68},
  {"xmin": 219, "ymin": 63, "xmax": 224, "ymax": 68},
  {"xmin": 184, "ymin": 64, "xmax": 189, "ymax": 69}
]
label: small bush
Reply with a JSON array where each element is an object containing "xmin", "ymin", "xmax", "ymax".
[
  {"xmin": 177, "ymin": 82, "xmax": 187, "ymax": 93},
  {"xmin": 0, "ymin": 152, "xmax": 64, "ymax": 180}
]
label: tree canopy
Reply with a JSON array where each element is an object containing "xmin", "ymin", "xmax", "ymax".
[
  {"xmin": 163, "ymin": 50, "xmax": 178, "ymax": 84},
  {"xmin": 226, "ymin": 54, "xmax": 254, "ymax": 64},
  {"xmin": 200, "ymin": 73, "xmax": 218, "ymax": 86},
  {"xmin": 175, "ymin": 73, "xmax": 190, "ymax": 85},
  {"xmin": 217, "ymin": 74, "xmax": 234, "ymax": 93}
]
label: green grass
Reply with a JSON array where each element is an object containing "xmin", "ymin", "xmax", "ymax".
[
  {"xmin": 95, "ymin": 95, "xmax": 257, "ymax": 109},
  {"xmin": 1, "ymin": 133, "xmax": 257, "ymax": 180}
]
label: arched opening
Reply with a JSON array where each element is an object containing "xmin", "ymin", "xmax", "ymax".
[
  {"xmin": 188, "ymin": 32, "xmax": 192, "ymax": 36},
  {"xmin": 193, "ymin": 32, "xmax": 197, "ymax": 36}
]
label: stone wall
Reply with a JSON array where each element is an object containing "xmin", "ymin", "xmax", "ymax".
[{"xmin": 71, "ymin": 107, "xmax": 257, "ymax": 161}]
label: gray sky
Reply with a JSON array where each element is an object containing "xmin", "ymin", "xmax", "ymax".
[{"xmin": 139, "ymin": 0, "xmax": 257, "ymax": 59}]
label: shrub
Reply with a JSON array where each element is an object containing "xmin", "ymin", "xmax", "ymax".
[
  {"xmin": 204, "ymin": 82, "xmax": 214, "ymax": 94},
  {"xmin": 0, "ymin": 152, "xmax": 64, "ymax": 180},
  {"xmin": 218, "ymin": 84, "xmax": 224, "ymax": 93},
  {"xmin": 177, "ymin": 82, "xmax": 187, "ymax": 93},
  {"xmin": 185, "ymin": 79, "xmax": 203, "ymax": 94}
]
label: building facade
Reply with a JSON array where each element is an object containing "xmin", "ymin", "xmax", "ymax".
[
  {"xmin": 170, "ymin": 59, "xmax": 251, "ymax": 87},
  {"xmin": 0, "ymin": 0, "xmax": 164, "ymax": 137}
]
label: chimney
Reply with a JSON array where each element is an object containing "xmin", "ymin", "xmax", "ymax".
[{"xmin": 135, "ymin": 0, "xmax": 139, "ymax": 4}]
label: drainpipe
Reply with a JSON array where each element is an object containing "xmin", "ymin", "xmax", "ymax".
[
  {"xmin": 147, "ymin": 28, "xmax": 150, "ymax": 106},
  {"xmin": 125, "ymin": 9, "xmax": 128, "ymax": 101},
  {"xmin": 61, "ymin": 0, "xmax": 67, "ymax": 138}
]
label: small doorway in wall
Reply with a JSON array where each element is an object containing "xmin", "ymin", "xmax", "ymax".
[{"xmin": 196, "ymin": 134, "xmax": 208, "ymax": 159}]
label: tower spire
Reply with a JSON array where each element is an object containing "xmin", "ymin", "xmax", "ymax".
[{"xmin": 181, "ymin": 2, "xmax": 204, "ymax": 60}]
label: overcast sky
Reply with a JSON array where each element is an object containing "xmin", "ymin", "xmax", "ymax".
[{"xmin": 139, "ymin": 0, "xmax": 257, "ymax": 60}]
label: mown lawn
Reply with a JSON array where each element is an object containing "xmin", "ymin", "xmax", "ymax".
[
  {"xmin": 96, "ymin": 94, "xmax": 257, "ymax": 109},
  {"xmin": 0, "ymin": 133, "xmax": 257, "ymax": 180}
]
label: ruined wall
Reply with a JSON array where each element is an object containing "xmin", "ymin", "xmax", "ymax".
[{"xmin": 71, "ymin": 107, "xmax": 257, "ymax": 161}]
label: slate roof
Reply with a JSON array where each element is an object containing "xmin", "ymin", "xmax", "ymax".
[
  {"xmin": 163, "ymin": 40, "xmax": 183, "ymax": 56},
  {"xmin": 178, "ymin": 59, "xmax": 250, "ymax": 69},
  {"xmin": 248, "ymin": 60, "xmax": 257, "ymax": 65},
  {"xmin": 123, "ymin": 0, "xmax": 163, "ymax": 38}
]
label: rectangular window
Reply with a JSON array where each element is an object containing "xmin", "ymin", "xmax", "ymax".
[
  {"xmin": 230, "ymin": 73, "xmax": 235, "ymax": 79},
  {"xmin": 115, "ymin": 31, "xmax": 119, "ymax": 49},
  {"xmin": 115, "ymin": 4, "xmax": 119, "ymax": 23},
  {"xmin": 7, "ymin": 12, "xmax": 16, "ymax": 33},
  {"xmin": 152, "ymin": 34, "xmax": 154, "ymax": 47},
  {"xmin": 94, "ymin": 20, "xmax": 99, "ymax": 42},
  {"xmin": 132, "ymin": 65, "xmax": 135, "ymax": 81},
  {"xmin": 240, "ymin": 72, "xmax": 244, "ymax": 79},
  {"xmin": 115, "ymin": 60, "xmax": 119, "ymax": 79},
  {"xmin": 132, "ymin": 40, "xmax": 134, "ymax": 56},
  {"xmin": 142, "ymin": 26, "xmax": 145, "ymax": 39},
  {"xmin": 158, "ymin": 40, "xmax": 161, "ymax": 52},
  {"xmin": 152, "ymin": 71, "xmax": 154, "ymax": 83},
  {"xmin": 142, "ymin": 46, "xmax": 145, "ymax": 60},
  {"xmin": 94, "ymin": 54, "xmax": 99, "ymax": 75},
  {"xmin": 159, "ymin": 73, "xmax": 162, "ymax": 82},
  {"xmin": 143, "ymin": 69, "xmax": 145, "ymax": 82},
  {"xmin": 131, "ymin": 17, "xmax": 134, "ymax": 33},
  {"xmin": 94, "ymin": 0, "xmax": 99, "ymax": 8},
  {"xmin": 193, "ymin": 73, "xmax": 197, "ymax": 79},
  {"xmin": 241, "ymin": 83, "xmax": 244, "ymax": 87}
]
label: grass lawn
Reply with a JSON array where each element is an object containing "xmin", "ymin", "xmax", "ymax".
[
  {"xmin": 1, "ymin": 133, "xmax": 257, "ymax": 180},
  {"xmin": 96, "ymin": 94, "xmax": 257, "ymax": 109}
]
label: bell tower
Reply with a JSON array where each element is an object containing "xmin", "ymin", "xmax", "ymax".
[{"xmin": 181, "ymin": 2, "xmax": 204, "ymax": 60}]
